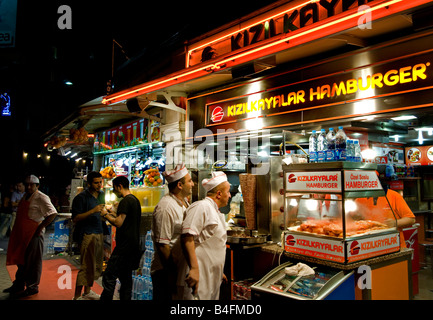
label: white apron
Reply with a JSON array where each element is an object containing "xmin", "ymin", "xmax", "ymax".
[{"xmin": 180, "ymin": 197, "xmax": 227, "ymax": 300}]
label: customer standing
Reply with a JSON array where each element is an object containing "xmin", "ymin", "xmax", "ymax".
[
  {"xmin": 71, "ymin": 171, "xmax": 105, "ymax": 300},
  {"xmin": 10, "ymin": 181, "xmax": 25, "ymax": 231},
  {"xmin": 180, "ymin": 171, "xmax": 230, "ymax": 300},
  {"xmin": 4, "ymin": 175, "xmax": 57, "ymax": 298},
  {"xmin": 100, "ymin": 176, "xmax": 141, "ymax": 300},
  {"xmin": 151, "ymin": 163, "xmax": 194, "ymax": 300},
  {"xmin": 0, "ymin": 183, "xmax": 14, "ymax": 239}
]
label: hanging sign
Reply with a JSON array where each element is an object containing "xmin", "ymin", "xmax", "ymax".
[{"xmin": 93, "ymin": 118, "xmax": 151, "ymax": 152}]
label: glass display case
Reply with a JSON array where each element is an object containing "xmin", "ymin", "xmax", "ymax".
[
  {"xmin": 251, "ymin": 261, "xmax": 354, "ymax": 300},
  {"xmin": 282, "ymin": 162, "xmax": 401, "ymax": 264}
]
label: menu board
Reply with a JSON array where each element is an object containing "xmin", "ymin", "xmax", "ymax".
[
  {"xmin": 405, "ymin": 146, "xmax": 433, "ymax": 166},
  {"xmin": 93, "ymin": 118, "xmax": 154, "ymax": 152}
]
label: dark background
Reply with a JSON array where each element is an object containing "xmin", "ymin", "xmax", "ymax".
[{"xmin": 0, "ymin": 0, "xmax": 277, "ymax": 194}]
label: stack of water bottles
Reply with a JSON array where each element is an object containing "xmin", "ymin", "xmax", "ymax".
[
  {"xmin": 309, "ymin": 126, "xmax": 362, "ymax": 163},
  {"xmin": 132, "ymin": 231, "xmax": 154, "ymax": 300},
  {"xmin": 46, "ymin": 233, "xmax": 55, "ymax": 255}
]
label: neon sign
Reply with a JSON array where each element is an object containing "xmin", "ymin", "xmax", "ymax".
[
  {"xmin": 1, "ymin": 92, "xmax": 11, "ymax": 117},
  {"xmin": 206, "ymin": 54, "xmax": 433, "ymax": 126},
  {"xmin": 188, "ymin": 0, "xmax": 377, "ymax": 67}
]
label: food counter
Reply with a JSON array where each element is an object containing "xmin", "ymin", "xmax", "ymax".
[
  {"xmin": 258, "ymin": 244, "xmax": 413, "ymax": 300},
  {"xmin": 247, "ymin": 161, "xmax": 413, "ymax": 300},
  {"xmin": 282, "ymin": 162, "xmax": 400, "ymax": 264}
]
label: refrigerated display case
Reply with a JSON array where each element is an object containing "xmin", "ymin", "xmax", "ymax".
[
  {"xmin": 251, "ymin": 261, "xmax": 354, "ymax": 300},
  {"xmin": 283, "ymin": 162, "xmax": 400, "ymax": 264}
]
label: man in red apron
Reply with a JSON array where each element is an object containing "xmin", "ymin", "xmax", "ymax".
[
  {"xmin": 180, "ymin": 171, "xmax": 230, "ymax": 300},
  {"xmin": 4, "ymin": 175, "xmax": 57, "ymax": 298}
]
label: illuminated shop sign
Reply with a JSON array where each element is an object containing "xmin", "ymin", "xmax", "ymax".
[
  {"xmin": 206, "ymin": 53, "xmax": 433, "ymax": 126},
  {"xmin": 1, "ymin": 92, "xmax": 11, "ymax": 117},
  {"xmin": 188, "ymin": 0, "xmax": 376, "ymax": 67}
]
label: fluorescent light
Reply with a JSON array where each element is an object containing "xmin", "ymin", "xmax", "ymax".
[
  {"xmin": 418, "ymin": 130, "xmax": 424, "ymax": 145},
  {"xmin": 65, "ymin": 81, "xmax": 73, "ymax": 86},
  {"xmin": 71, "ymin": 153, "xmax": 78, "ymax": 158},
  {"xmin": 391, "ymin": 115, "xmax": 417, "ymax": 121},
  {"xmin": 390, "ymin": 135, "xmax": 399, "ymax": 142},
  {"xmin": 64, "ymin": 150, "xmax": 71, "ymax": 156}
]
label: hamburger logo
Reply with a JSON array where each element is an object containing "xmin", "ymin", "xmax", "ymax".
[
  {"xmin": 288, "ymin": 174, "xmax": 297, "ymax": 183},
  {"xmin": 286, "ymin": 235, "xmax": 295, "ymax": 246},
  {"xmin": 211, "ymin": 106, "xmax": 224, "ymax": 122},
  {"xmin": 350, "ymin": 240, "xmax": 360, "ymax": 255}
]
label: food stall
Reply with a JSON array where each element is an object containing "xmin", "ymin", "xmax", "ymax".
[
  {"xmin": 93, "ymin": 116, "xmax": 166, "ymax": 255},
  {"xmin": 87, "ymin": 0, "xmax": 433, "ymax": 300}
]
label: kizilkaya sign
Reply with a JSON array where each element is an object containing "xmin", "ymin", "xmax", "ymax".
[
  {"xmin": 206, "ymin": 53, "xmax": 433, "ymax": 126},
  {"xmin": 188, "ymin": 0, "xmax": 377, "ymax": 67}
]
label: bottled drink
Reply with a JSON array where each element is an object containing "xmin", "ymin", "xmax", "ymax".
[
  {"xmin": 353, "ymin": 140, "xmax": 362, "ymax": 162},
  {"xmin": 335, "ymin": 126, "xmax": 347, "ymax": 161},
  {"xmin": 346, "ymin": 139, "xmax": 353, "ymax": 162},
  {"xmin": 308, "ymin": 130, "xmax": 318, "ymax": 163},
  {"xmin": 132, "ymin": 274, "xmax": 137, "ymax": 300},
  {"xmin": 326, "ymin": 128, "xmax": 336, "ymax": 162},
  {"xmin": 317, "ymin": 129, "xmax": 327, "ymax": 163}
]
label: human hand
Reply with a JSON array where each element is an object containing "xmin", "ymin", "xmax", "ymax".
[
  {"xmin": 222, "ymin": 273, "xmax": 228, "ymax": 283},
  {"xmin": 185, "ymin": 267, "xmax": 199, "ymax": 295},
  {"xmin": 384, "ymin": 219, "xmax": 397, "ymax": 228},
  {"xmin": 93, "ymin": 204, "xmax": 105, "ymax": 214}
]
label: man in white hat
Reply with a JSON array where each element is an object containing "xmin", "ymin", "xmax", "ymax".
[
  {"xmin": 151, "ymin": 163, "xmax": 194, "ymax": 300},
  {"xmin": 180, "ymin": 171, "xmax": 231, "ymax": 300},
  {"xmin": 5, "ymin": 175, "xmax": 57, "ymax": 298}
]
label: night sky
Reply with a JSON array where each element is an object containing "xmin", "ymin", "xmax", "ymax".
[{"xmin": 0, "ymin": 0, "xmax": 278, "ymax": 189}]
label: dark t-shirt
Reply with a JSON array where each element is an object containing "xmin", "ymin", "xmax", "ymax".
[
  {"xmin": 71, "ymin": 190, "xmax": 104, "ymax": 242},
  {"xmin": 115, "ymin": 193, "xmax": 141, "ymax": 255}
]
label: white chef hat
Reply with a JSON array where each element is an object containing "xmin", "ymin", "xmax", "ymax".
[
  {"xmin": 163, "ymin": 163, "xmax": 189, "ymax": 183},
  {"xmin": 202, "ymin": 171, "xmax": 228, "ymax": 192},
  {"xmin": 25, "ymin": 174, "xmax": 40, "ymax": 184}
]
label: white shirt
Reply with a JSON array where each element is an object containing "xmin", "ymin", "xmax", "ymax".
[
  {"xmin": 151, "ymin": 193, "xmax": 188, "ymax": 272},
  {"xmin": 27, "ymin": 191, "xmax": 57, "ymax": 222},
  {"xmin": 180, "ymin": 197, "xmax": 227, "ymax": 300}
]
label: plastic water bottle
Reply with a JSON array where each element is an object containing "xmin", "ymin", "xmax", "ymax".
[
  {"xmin": 309, "ymin": 130, "xmax": 318, "ymax": 163},
  {"xmin": 113, "ymin": 278, "xmax": 121, "ymax": 300},
  {"xmin": 132, "ymin": 274, "xmax": 137, "ymax": 300},
  {"xmin": 139, "ymin": 276, "xmax": 145, "ymax": 300},
  {"xmin": 317, "ymin": 129, "xmax": 327, "ymax": 163},
  {"xmin": 335, "ymin": 126, "xmax": 347, "ymax": 161},
  {"xmin": 47, "ymin": 234, "xmax": 54, "ymax": 254},
  {"xmin": 353, "ymin": 140, "xmax": 362, "ymax": 162},
  {"xmin": 148, "ymin": 277, "xmax": 153, "ymax": 300},
  {"xmin": 346, "ymin": 139, "xmax": 353, "ymax": 162},
  {"xmin": 326, "ymin": 128, "xmax": 336, "ymax": 162}
]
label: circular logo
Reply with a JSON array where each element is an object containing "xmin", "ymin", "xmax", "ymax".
[
  {"xmin": 288, "ymin": 174, "xmax": 297, "ymax": 183},
  {"xmin": 350, "ymin": 240, "xmax": 360, "ymax": 255},
  {"xmin": 211, "ymin": 106, "xmax": 224, "ymax": 122},
  {"xmin": 286, "ymin": 235, "xmax": 295, "ymax": 246}
]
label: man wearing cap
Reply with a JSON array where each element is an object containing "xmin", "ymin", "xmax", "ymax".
[
  {"xmin": 4, "ymin": 175, "xmax": 57, "ymax": 298},
  {"xmin": 151, "ymin": 163, "xmax": 194, "ymax": 300},
  {"xmin": 181, "ymin": 171, "xmax": 231, "ymax": 300}
]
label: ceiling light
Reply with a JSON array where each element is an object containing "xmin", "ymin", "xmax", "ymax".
[
  {"xmin": 418, "ymin": 130, "xmax": 424, "ymax": 145},
  {"xmin": 391, "ymin": 115, "xmax": 417, "ymax": 121},
  {"xmin": 390, "ymin": 135, "xmax": 400, "ymax": 142},
  {"xmin": 65, "ymin": 81, "xmax": 73, "ymax": 86}
]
